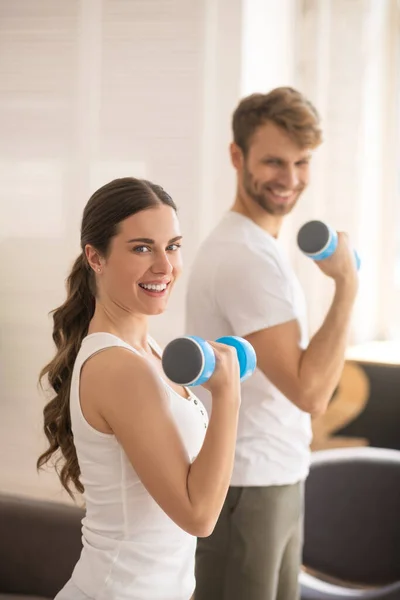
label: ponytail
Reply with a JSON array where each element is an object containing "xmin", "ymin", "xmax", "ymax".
[{"xmin": 37, "ymin": 254, "xmax": 95, "ymax": 497}]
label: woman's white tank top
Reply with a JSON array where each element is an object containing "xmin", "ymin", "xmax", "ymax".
[{"xmin": 68, "ymin": 332, "xmax": 208, "ymax": 600}]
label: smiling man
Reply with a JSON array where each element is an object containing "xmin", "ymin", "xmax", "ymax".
[{"xmin": 186, "ymin": 88, "xmax": 359, "ymax": 600}]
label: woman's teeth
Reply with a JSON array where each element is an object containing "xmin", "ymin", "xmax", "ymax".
[{"xmin": 139, "ymin": 283, "xmax": 167, "ymax": 292}]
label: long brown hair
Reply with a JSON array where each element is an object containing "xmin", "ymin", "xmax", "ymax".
[{"xmin": 37, "ymin": 177, "xmax": 177, "ymax": 498}]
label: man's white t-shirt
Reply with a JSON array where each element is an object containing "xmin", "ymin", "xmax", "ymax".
[{"xmin": 185, "ymin": 211, "xmax": 312, "ymax": 486}]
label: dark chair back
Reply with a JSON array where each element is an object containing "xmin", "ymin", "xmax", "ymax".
[{"xmin": 303, "ymin": 448, "xmax": 400, "ymax": 587}]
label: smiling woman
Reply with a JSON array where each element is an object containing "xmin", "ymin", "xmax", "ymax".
[
  {"xmin": 37, "ymin": 176, "xmax": 182, "ymax": 490},
  {"xmin": 36, "ymin": 177, "xmax": 242, "ymax": 600},
  {"xmin": 83, "ymin": 193, "xmax": 183, "ymax": 317}
]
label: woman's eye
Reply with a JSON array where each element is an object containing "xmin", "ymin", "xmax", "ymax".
[
  {"xmin": 167, "ymin": 243, "xmax": 182, "ymax": 251},
  {"xmin": 133, "ymin": 246, "xmax": 151, "ymax": 254}
]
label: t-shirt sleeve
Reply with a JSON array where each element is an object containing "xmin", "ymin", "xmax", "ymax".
[{"xmin": 215, "ymin": 245, "xmax": 297, "ymax": 338}]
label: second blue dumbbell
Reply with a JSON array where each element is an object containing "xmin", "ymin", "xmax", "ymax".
[
  {"xmin": 297, "ymin": 220, "xmax": 361, "ymax": 270},
  {"xmin": 161, "ymin": 335, "xmax": 257, "ymax": 386}
]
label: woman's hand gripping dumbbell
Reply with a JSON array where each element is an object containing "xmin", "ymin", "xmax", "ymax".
[
  {"xmin": 297, "ymin": 220, "xmax": 361, "ymax": 270},
  {"xmin": 161, "ymin": 335, "xmax": 257, "ymax": 387}
]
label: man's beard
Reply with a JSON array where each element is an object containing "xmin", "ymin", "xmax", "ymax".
[{"xmin": 242, "ymin": 164, "xmax": 300, "ymax": 216}]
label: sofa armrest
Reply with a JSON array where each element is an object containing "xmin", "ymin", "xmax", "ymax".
[{"xmin": 0, "ymin": 494, "xmax": 83, "ymax": 598}]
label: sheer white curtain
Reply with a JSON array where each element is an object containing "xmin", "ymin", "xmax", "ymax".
[
  {"xmin": 290, "ymin": 0, "xmax": 400, "ymax": 343},
  {"xmin": 0, "ymin": 0, "xmax": 217, "ymax": 500}
]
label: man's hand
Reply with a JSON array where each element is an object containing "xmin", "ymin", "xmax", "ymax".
[{"xmin": 315, "ymin": 231, "xmax": 358, "ymax": 292}]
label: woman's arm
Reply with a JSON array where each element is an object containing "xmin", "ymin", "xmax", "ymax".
[{"xmin": 80, "ymin": 344, "xmax": 240, "ymax": 537}]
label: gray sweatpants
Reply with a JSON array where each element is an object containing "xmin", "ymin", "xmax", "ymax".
[{"xmin": 194, "ymin": 483, "xmax": 304, "ymax": 600}]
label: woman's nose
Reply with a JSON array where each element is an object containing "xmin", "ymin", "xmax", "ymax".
[{"xmin": 151, "ymin": 251, "xmax": 173, "ymax": 274}]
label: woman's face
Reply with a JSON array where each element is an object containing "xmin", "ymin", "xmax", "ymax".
[{"xmin": 88, "ymin": 204, "xmax": 183, "ymax": 316}]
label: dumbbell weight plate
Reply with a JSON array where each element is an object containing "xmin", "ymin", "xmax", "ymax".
[
  {"xmin": 162, "ymin": 336, "xmax": 215, "ymax": 386},
  {"xmin": 297, "ymin": 220, "xmax": 332, "ymax": 255}
]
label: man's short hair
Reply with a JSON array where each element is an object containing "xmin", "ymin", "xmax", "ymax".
[{"xmin": 232, "ymin": 87, "xmax": 323, "ymax": 154}]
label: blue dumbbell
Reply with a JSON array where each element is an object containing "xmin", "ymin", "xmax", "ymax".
[
  {"xmin": 161, "ymin": 335, "xmax": 257, "ymax": 386},
  {"xmin": 297, "ymin": 220, "xmax": 361, "ymax": 270}
]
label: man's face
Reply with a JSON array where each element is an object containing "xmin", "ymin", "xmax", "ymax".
[{"xmin": 236, "ymin": 121, "xmax": 312, "ymax": 216}]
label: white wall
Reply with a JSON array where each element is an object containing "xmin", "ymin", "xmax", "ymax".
[
  {"xmin": 241, "ymin": 0, "xmax": 296, "ymax": 95},
  {"xmin": 0, "ymin": 0, "xmax": 244, "ymax": 501},
  {"xmin": 197, "ymin": 0, "xmax": 243, "ymax": 241}
]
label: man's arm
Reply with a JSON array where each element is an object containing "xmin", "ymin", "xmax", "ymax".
[
  {"xmin": 245, "ymin": 232, "xmax": 358, "ymax": 417},
  {"xmin": 246, "ymin": 279, "xmax": 356, "ymax": 416}
]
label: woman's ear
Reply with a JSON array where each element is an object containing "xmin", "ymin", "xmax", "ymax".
[{"xmin": 85, "ymin": 244, "xmax": 103, "ymax": 274}]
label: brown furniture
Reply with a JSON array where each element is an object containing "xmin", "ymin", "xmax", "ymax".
[
  {"xmin": 0, "ymin": 494, "xmax": 83, "ymax": 599},
  {"xmin": 312, "ymin": 342, "xmax": 400, "ymax": 452}
]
